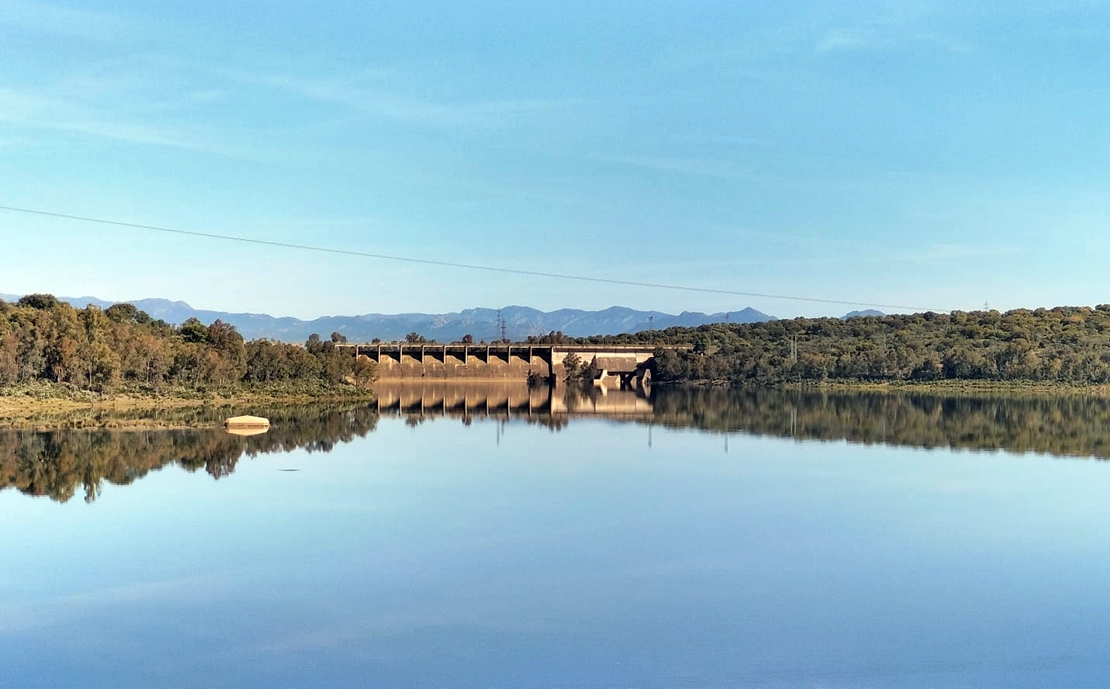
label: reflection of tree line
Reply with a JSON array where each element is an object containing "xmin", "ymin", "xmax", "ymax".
[
  {"xmin": 0, "ymin": 405, "xmax": 379, "ymax": 503},
  {"xmin": 651, "ymin": 387, "xmax": 1110, "ymax": 459},
  {"xmin": 382, "ymin": 385, "xmax": 1110, "ymax": 459},
  {"xmin": 11, "ymin": 387, "xmax": 1110, "ymax": 504}
]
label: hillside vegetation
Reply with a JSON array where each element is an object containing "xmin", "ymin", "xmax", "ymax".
[
  {"xmin": 0, "ymin": 294, "xmax": 373, "ymax": 395},
  {"xmin": 576, "ymin": 306, "xmax": 1110, "ymax": 385}
]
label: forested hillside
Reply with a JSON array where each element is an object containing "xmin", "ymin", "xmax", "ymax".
[
  {"xmin": 0, "ymin": 295, "xmax": 373, "ymax": 393},
  {"xmin": 579, "ymin": 306, "xmax": 1110, "ymax": 385}
]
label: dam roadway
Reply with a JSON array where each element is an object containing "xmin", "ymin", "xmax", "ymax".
[{"xmin": 336, "ymin": 343, "xmax": 682, "ymax": 384}]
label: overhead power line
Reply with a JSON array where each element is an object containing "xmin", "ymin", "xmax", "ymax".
[{"xmin": 0, "ymin": 203, "xmax": 941, "ymax": 312}]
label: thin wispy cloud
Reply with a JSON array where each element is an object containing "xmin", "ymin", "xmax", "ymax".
[
  {"xmin": 627, "ymin": 245, "xmax": 1020, "ymax": 274},
  {"xmin": 186, "ymin": 89, "xmax": 228, "ymax": 105},
  {"xmin": 815, "ymin": 29, "xmax": 874, "ymax": 53},
  {"xmin": 0, "ymin": 86, "xmax": 187, "ymax": 148},
  {"xmin": 723, "ymin": 227, "xmax": 1021, "ymax": 266},
  {"xmin": 728, "ymin": 226, "xmax": 887, "ymax": 254},
  {"xmin": 606, "ymin": 256, "xmax": 854, "ymax": 275},
  {"xmin": 654, "ymin": 42, "xmax": 775, "ymax": 77},
  {"xmin": 223, "ymin": 68, "xmax": 578, "ymax": 128},
  {"xmin": 913, "ymin": 243, "xmax": 1022, "ymax": 261},
  {"xmin": 587, "ymin": 152, "xmax": 761, "ymax": 182},
  {"xmin": 816, "ymin": 27, "xmax": 973, "ymax": 54},
  {"xmin": 813, "ymin": 1, "xmax": 975, "ymax": 54},
  {"xmin": 0, "ymin": 0, "xmax": 131, "ymax": 40},
  {"xmin": 43, "ymin": 60, "xmax": 177, "ymax": 104},
  {"xmin": 700, "ymin": 134, "xmax": 773, "ymax": 147},
  {"xmin": 361, "ymin": 162, "xmax": 598, "ymax": 208},
  {"xmin": 0, "ymin": 84, "xmax": 267, "ymax": 160}
]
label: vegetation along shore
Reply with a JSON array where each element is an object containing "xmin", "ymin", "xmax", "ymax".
[
  {"xmin": 559, "ymin": 306, "xmax": 1110, "ymax": 387},
  {"xmin": 0, "ymin": 294, "xmax": 374, "ymax": 422}
]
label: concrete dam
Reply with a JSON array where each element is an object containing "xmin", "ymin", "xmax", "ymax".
[{"xmin": 342, "ymin": 343, "xmax": 671, "ymax": 385}]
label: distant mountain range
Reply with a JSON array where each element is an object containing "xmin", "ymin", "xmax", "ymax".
[{"xmin": 0, "ymin": 292, "xmax": 778, "ymax": 343}]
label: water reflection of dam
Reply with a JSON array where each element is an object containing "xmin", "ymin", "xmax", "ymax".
[{"xmin": 372, "ymin": 381, "xmax": 654, "ymax": 419}]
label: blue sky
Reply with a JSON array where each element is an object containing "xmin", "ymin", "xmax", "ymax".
[{"xmin": 1, "ymin": 0, "xmax": 1108, "ymax": 320}]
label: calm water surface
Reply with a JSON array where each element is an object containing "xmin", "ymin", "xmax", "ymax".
[{"xmin": 4, "ymin": 387, "xmax": 1110, "ymax": 688}]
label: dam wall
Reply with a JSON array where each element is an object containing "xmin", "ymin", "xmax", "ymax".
[
  {"xmin": 367, "ymin": 345, "xmax": 553, "ymax": 380},
  {"xmin": 351, "ymin": 344, "xmax": 662, "ymax": 382}
]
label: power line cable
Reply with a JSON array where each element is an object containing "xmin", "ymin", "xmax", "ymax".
[{"xmin": 0, "ymin": 203, "xmax": 942, "ymax": 312}]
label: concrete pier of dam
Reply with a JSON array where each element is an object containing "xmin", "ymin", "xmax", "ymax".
[{"xmin": 338, "ymin": 343, "xmax": 674, "ymax": 385}]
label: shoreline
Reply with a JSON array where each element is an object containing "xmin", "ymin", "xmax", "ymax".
[
  {"xmin": 0, "ymin": 386, "xmax": 375, "ymax": 429},
  {"xmin": 8, "ymin": 378, "xmax": 1110, "ymax": 430},
  {"xmin": 661, "ymin": 378, "xmax": 1110, "ymax": 397}
]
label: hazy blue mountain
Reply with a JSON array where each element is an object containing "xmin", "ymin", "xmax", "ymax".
[
  {"xmin": 0, "ymin": 292, "xmax": 774, "ymax": 342},
  {"xmin": 0, "ymin": 294, "xmax": 119, "ymax": 311},
  {"xmin": 843, "ymin": 309, "xmax": 886, "ymax": 319}
]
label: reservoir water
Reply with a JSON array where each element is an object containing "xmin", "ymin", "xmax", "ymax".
[{"xmin": 4, "ymin": 385, "xmax": 1110, "ymax": 688}]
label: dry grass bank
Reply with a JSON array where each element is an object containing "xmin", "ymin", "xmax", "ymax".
[
  {"xmin": 0, "ymin": 383, "xmax": 374, "ymax": 430},
  {"xmin": 775, "ymin": 379, "xmax": 1110, "ymax": 397}
]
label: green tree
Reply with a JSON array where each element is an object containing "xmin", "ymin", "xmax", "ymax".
[
  {"xmin": 179, "ymin": 317, "xmax": 209, "ymax": 344},
  {"xmin": 352, "ymin": 355, "xmax": 376, "ymax": 387},
  {"xmin": 17, "ymin": 294, "xmax": 59, "ymax": 310},
  {"xmin": 105, "ymin": 303, "xmax": 140, "ymax": 324}
]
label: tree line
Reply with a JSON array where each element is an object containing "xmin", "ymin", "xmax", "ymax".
[
  {"xmin": 569, "ymin": 306, "xmax": 1110, "ymax": 385},
  {"xmin": 0, "ymin": 294, "xmax": 373, "ymax": 393}
]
